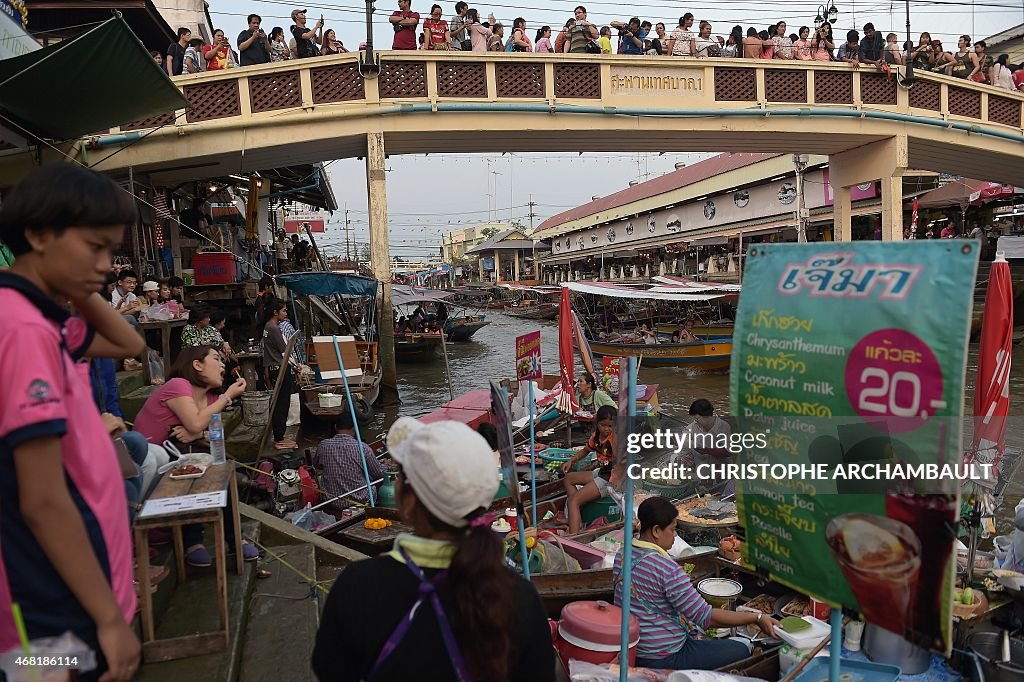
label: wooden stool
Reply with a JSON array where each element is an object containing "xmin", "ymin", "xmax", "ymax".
[{"xmin": 133, "ymin": 462, "xmax": 243, "ymax": 662}]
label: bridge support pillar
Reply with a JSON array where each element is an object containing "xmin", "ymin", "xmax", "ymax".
[
  {"xmin": 829, "ymin": 137, "xmax": 908, "ymax": 242},
  {"xmin": 366, "ymin": 132, "xmax": 399, "ymax": 402}
]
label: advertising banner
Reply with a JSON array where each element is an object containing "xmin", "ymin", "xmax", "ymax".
[
  {"xmin": 515, "ymin": 331, "xmax": 542, "ymax": 382},
  {"xmin": 284, "ymin": 211, "xmax": 325, "ymax": 234},
  {"xmin": 730, "ymin": 241, "xmax": 979, "ymax": 653}
]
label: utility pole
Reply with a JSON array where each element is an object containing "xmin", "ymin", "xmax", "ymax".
[
  {"xmin": 527, "ymin": 196, "xmax": 538, "ymax": 281},
  {"xmin": 794, "ymin": 154, "xmax": 809, "ymax": 243},
  {"xmin": 344, "ymin": 208, "xmax": 352, "ymax": 262}
]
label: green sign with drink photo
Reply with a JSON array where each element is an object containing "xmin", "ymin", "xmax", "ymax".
[{"xmin": 729, "ymin": 241, "xmax": 979, "ymax": 653}]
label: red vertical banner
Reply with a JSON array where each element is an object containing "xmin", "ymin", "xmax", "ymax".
[{"xmin": 557, "ymin": 287, "xmax": 579, "ymax": 414}]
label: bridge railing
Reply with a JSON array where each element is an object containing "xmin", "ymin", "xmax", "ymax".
[{"xmin": 115, "ymin": 53, "xmax": 1023, "ymax": 134}]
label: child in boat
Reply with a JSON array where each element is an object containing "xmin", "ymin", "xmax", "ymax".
[
  {"xmin": 614, "ymin": 497, "xmax": 778, "ymax": 670},
  {"xmin": 312, "ymin": 418, "xmax": 555, "ymax": 681},
  {"xmin": 560, "ymin": 405, "xmax": 622, "ymax": 534}
]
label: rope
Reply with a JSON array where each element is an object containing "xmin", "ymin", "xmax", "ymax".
[{"xmin": 248, "ymin": 537, "xmax": 330, "ymax": 596}]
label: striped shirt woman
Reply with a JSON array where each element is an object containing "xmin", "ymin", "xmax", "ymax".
[{"xmin": 612, "ymin": 497, "xmax": 779, "ymax": 670}]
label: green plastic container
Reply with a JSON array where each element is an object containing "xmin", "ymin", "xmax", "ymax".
[
  {"xmin": 582, "ymin": 497, "xmax": 622, "ymax": 525},
  {"xmin": 377, "ymin": 472, "xmax": 399, "ymax": 509},
  {"xmin": 493, "ymin": 479, "xmax": 511, "ymax": 500},
  {"xmin": 538, "ymin": 448, "xmax": 594, "ymax": 473}
]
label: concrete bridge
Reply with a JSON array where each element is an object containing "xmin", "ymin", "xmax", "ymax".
[{"xmin": 18, "ymin": 52, "xmax": 1022, "ymax": 390}]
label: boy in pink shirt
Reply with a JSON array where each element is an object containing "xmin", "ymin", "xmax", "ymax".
[{"xmin": 0, "ymin": 164, "xmax": 146, "ymax": 681}]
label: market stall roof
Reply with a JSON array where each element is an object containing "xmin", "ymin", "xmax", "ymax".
[
  {"xmin": 652, "ymin": 275, "xmax": 743, "ymax": 292},
  {"xmin": 276, "ymin": 272, "xmax": 379, "ymax": 298},
  {"xmin": 498, "ymin": 283, "xmax": 560, "ymax": 292},
  {"xmin": 913, "ymin": 179, "xmax": 1024, "ymax": 210},
  {"xmin": 391, "ymin": 284, "xmax": 453, "ymax": 306},
  {"xmin": 563, "ymin": 281, "xmax": 730, "ymax": 301},
  {"xmin": 0, "ymin": 16, "xmax": 187, "ymax": 141},
  {"xmin": 465, "ymin": 229, "xmax": 550, "ymax": 254}
]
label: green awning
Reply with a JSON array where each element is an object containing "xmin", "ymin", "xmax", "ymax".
[{"xmin": 0, "ymin": 16, "xmax": 188, "ymax": 141}]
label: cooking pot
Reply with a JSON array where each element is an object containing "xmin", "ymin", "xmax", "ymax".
[
  {"xmin": 966, "ymin": 632, "xmax": 1024, "ymax": 682},
  {"xmin": 862, "ymin": 624, "xmax": 930, "ymax": 675}
]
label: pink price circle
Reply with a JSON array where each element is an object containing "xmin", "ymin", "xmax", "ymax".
[{"xmin": 844, "ymin": 328, "xmax": 944, "ymax": 433}]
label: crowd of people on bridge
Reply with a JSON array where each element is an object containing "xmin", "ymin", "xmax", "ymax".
[{"xmin": 162, "ymin": 2, "xmax": 1024, "ymax": 93}]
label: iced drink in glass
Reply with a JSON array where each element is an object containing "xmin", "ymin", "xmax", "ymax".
[{"xmin": 826, "ymin": 513, "xmax": 922, "ymax": 636}]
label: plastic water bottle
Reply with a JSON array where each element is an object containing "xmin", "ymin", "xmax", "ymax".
[{"xmin": 210, "ymin": 413, "xmax": 226, "ymax": 465}]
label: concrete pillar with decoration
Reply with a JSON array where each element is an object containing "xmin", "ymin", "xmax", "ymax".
[{"xmin": 829, "ymin": 136, "xmax": 908, "ymax": 242}]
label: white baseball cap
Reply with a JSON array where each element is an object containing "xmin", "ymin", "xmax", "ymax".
[
  {"xmin": 142, "ymin": 281, "xmax": 159, "ymax": 292},
  {"xmin": 386, "ymin": 417, "xmax": 499, "ymax": 528}
]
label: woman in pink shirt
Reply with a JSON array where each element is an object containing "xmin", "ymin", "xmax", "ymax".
[
  {"xmin": 794, "ymin": 25, "xmax": 814, "ymax": 60},
  {"xmin": 133, "ymin": 346, "xmax": 252, "ymax": 567},
  {"xmin": 535, "ymin": 26, "xmax": 553, "ymax": 52},
  {"xmin": 0, "ymin": 164, "xmax": 147, "ymax": 682},
  {"xmin": 812, "ymin": 23, "xmax": 835, "ymax": 60},
  {"xmin": 464, "ymin": 8, "xmax": 491, "ymax": 52}
]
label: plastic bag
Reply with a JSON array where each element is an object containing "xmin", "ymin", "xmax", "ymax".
[
  {"xmin": 146, "ymin": 349, "xmax": 165, "ymax": 384},
  {"xmin": 286, "ymin": 393, "xmax": 301, "ymax": 427},
  {"xmin": 567, "ymin": 660, "xmax": 670, "ymax": 681},
  {"xmin": 145, "ymin": 303, "xmax": 175, "ymax": 321},
  {"xmin": 285, "ymin": 503, "xmax": 335, "ymax": 532},
  {"xmin": 1, "ymin": 632, "xmax": 97, "ymax": 681}
]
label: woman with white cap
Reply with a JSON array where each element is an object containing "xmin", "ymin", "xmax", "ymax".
[{"xmin": 312, "ymin": 417, "xmax": 555, "ymax": 682}]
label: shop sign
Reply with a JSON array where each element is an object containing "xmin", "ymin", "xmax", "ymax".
[{"xmin": 731, "ymin": 242, "xmax": 979, "ymax": 654}]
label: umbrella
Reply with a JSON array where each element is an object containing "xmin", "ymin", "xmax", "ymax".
[
  {"xmin": 965, "ymin": 252, "xmax": 1013, "ymax": 580},
  {"xmin": 973, "ymin": 252, "xmax": 1013, "ymax": 471},
  {"xmin": 914, "ymin": 179, "xmax": 1022, "ymax": 210}
]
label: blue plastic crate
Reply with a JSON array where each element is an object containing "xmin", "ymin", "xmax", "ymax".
[{"xmin": 792, "ymin": 657, "xmax": 901, "ymax": 682}]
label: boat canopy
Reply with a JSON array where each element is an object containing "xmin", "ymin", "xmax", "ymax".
[
  {"xmin": 277, "ymin": 272, "xmax": 379, "ymax": 298},
  {"xmin": 651, "ymin": 275, "xmax": 742, "ymax": 292},
  {"xmin": 563, "ymin": 281, "xmax": 732, "ymax": 301},
  {"xmin": 392, "ymin": 284, "xmax": 454, "ymax": 307}
]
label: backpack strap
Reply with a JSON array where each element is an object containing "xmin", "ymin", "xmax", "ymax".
[{"xmin": 368, "ymin": 546, "xmax": 474, "ymax": 682}]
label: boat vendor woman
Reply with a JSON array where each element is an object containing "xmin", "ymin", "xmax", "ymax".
[
  {"xmin": 561, "ymin": 405, "xmax": 622, "ymax": 534},
  {"xmin": 312, "ymin": 417, "xmax": 555, "ymax": 681},
  {"xmin": 615, "ymin": 496, "xmax": 778, "ymax": 670},
  {"xmin": 575, "ymin": 371, "xmax": 615, "ymax": 415}
]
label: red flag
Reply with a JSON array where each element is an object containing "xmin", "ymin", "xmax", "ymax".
[
  {"xmin": 558, "ymin": 287, "xmax": 579, "ymax": 414},
  {"xmin": 910, "ymin": 198, "xmax": 918, "ymax": 239},
  {"xmin": 972, "ymin": 255, "xmax": 1013, "ymax": 473}
]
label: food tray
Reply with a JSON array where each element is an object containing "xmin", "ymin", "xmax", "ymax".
[
  {"xmin": 776, "ymin": 593, "xmax": 812, "ymax": 617},
  {"xmin": 775, "ymin": 616, "xmax": 829, "ymax": 648},
  {"xmin": 675, "ymin": 495, "xmax": 738, "ymax": 528},
  {"xmin": 169, "ymin": 463, "xmax": 209, "ymax": 480},
  {"xmin": 742, "ymin": 594, "xmax": 777, "ymax": 616}
]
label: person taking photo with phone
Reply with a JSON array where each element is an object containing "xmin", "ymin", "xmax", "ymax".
[{"xmin": 238, "ymin": 13, "xmax": 271, "ymax": 66}]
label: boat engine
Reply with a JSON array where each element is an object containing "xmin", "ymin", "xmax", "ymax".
[{"xmin": 276, "ymin": 468, "xmax": 302, "ymax": 514}]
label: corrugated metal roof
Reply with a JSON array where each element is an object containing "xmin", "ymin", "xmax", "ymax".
[{"xmin": 535, "ymin": 152, "xmax": 780, "ymax": 235}]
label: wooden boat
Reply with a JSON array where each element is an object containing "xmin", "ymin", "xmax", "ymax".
[
  {"xmin": 394, "ymin": 332, "xmax": 443, "ymax": 361},
  {"xmin": 505, "ymin": 301, "xmax": 559, "ymax": 320},
  {"xmin": 443, "ymin": 314, "xmax": 490, "ymax": 341},
  {"xmin": 588, "ymin": 338, "xmax": 732, "ymax": 370},
  {"xmin": 301, "ymin": 341, "xmax": 382, "ymax": 423},
  {"xmin": 321, "ymin": 478, "xmax": 567, "ymax": 552}
]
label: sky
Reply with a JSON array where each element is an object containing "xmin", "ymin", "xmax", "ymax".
[{"xmin": 202, "ymin": 0, "xmax": 1024, "ymax": 257}]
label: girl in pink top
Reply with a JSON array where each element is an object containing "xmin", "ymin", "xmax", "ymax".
[
  {"xmin": 812, "ymin": 23, "xmax": 835, "ymax": 60},
  {"xmin": 133, "ymin": 346, "xmax": 252, "ymax": 566},
  {"xmin": 0, "ymin": 164, "xmax": 147, "ymax": 681},
  {"xmin": 535, "ymin": 26, "xmax": 553, "ymax": 52},
  {"xmin": 794, "ymin": 26, "xmax": 814, "ymax": 60}
]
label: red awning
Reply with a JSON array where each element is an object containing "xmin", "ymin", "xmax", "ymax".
[{"xmin": 913, "ymin": 179, "xmax": 1023, "ymax": 210}]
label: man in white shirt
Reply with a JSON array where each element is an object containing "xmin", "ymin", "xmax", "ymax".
[
  {"xmin": 680, "ymin": 398, "xmax": 732, "ymax": 485},
  {"xmin": 111, "ymin": 269, "xmax": 142, "ymax": 329}
]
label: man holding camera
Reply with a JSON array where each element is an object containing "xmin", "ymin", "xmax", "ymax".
[
  {"xmin": 237, "ymin": 13, "xmax": 271, "ymax": 66},
  {"xmin": 291, "ymin": 9, "xmax": 323, "ymax": 58},
  {"xmin": 389, "ymin": 0, "xmax": 420, "ymax": 50}
]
